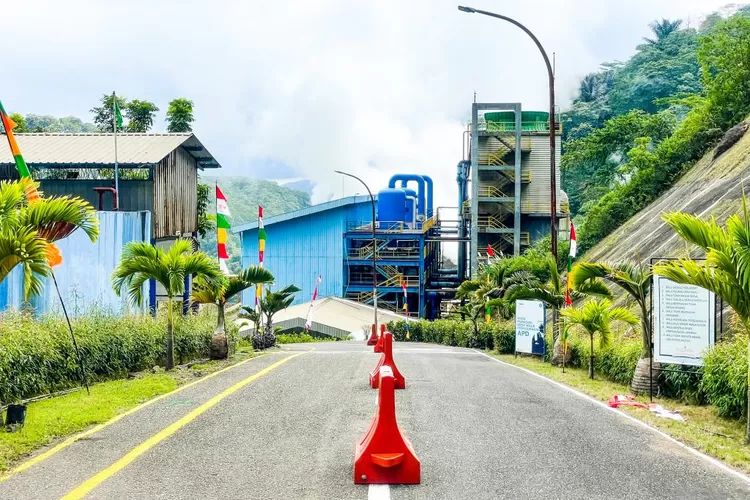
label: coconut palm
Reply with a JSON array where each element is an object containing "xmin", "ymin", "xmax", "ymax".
[
  {"xmin": 112, "ymin": 240, "xmax": 222, "ymax": 369},
  {"xmin": 0, "ymin": 179, "xmax": 98, "ymax": 297},
  {"xmin": 643, "ymin": 18, "xmax": 682, "ymax": 45},
  {"xmin": 654, "ymin": 200, "xmax": 750, "ymax": 442},
  {"xmin": 191, "ymin": 266, "xmax": 275, "ymax": 359},
  {"xmin": 571, "ymin": 261, "xmax": 653, "ymax": 390},
  {"xmin": 561, "ymin": 298, "xmax": 638, "ymax": 379},
  {"xmin": 254, "ymin": 284, "xmax": 301, "ymax": 349}
]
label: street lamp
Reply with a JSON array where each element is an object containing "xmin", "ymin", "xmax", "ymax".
[
  {"xmin": 335, "ymin": 170, "xmax": 378, "ymax": 332},
  {"xmin": 458, "ymin": 5, "xmax": 558, "ymax": 259}
]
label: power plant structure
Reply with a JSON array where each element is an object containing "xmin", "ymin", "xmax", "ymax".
[{"xmin": 235, "ymin": 102, "xmax": 569, "ymax": 320}]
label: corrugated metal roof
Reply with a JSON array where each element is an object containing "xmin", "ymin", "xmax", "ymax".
[
  {"xmin": 0, "ymin": 133, "xmax": 221, "ymax": 168},
  {"xmin": 233, "ymin": 195, "xmax": 374, "ymax": 233},
  {"xmin": 235, "ymin": 296, "xmax": 404, "ymax": 339}
]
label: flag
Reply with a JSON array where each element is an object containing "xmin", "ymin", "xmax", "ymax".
[
  {"xmin": 402, "ymin": 281, "xmax": 410, "ymax": 339},
  {"xmin": 565, "ymin": 222, "xmax": 576, "ymax": 307},
  {"xmin": 216, "ymin": 185, "xmax": 231, "ymax": 274},
  {"xmin": 0, "ymin": 101, "xmax": 40, "ymax": 203},
  {"xmin": 487, "ymin": 244, "xmax": 495, "ymax": 258},
  {"xmin": 485, "ymin": 296, "xmax": 491, "ymax": 324},
  {"xmin": 113, "ymin": 98, "xmax": 123, "ymax": 131},
  {"xmin": 305, "ymin": 275, "xmax": 322, "ymax": 331},
  {"xmin": 255, "ymin": 206, "xmax": 266, "ymax": 309}
]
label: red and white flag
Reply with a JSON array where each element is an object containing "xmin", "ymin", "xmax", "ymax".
[
  {"xmin": 487, "ymin": 244, "xmax": 495, "ymax": 258},
  {"xmin": 305, "ymin": 275, "xmax": 322, "ymax": 331}
]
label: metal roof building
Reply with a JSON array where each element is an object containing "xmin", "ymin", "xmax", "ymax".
[{"xmin": 234, "ymin": 196, "xmax": 375, "ymax": 307}]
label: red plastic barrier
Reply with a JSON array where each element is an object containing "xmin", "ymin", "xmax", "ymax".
[
  {"xmin": 369, "ymin": 332, "xmax": 405, "ymax": 389},
  {"xmin": 374, "ymin": 324, "xmax": 386, "ymax": 353},
  {"xmin": 366, "ymin": 324, "xmax": 379, "ymax": 346},
  {"xmin": 354, "ymin": 366, "xmax": 420, "ymax": 484}
]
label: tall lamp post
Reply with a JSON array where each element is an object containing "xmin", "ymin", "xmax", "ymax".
[
  {"xmin": 335, "ymin": 170, "xmax": 378, "ymax": 332},
  {"xmin": 458, "ymin": 5, "xmax": 558, "ymax": 259}
]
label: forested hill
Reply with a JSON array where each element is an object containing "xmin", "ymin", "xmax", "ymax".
[
  {"xmin": 198, "ymin": 175, "xmax": 311, "ymax": 272},
  {"xmin": 200, "ymin": 176, "xmax": 311, "ymax": 227},
  {"xmin": 561, "ymin": 6, "xmax": 750, "ymax": 254}
]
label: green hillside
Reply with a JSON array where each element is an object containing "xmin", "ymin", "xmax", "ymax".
[{"xmin": 198, "ymin": 175, "xmax": 311, "ymax": 272}]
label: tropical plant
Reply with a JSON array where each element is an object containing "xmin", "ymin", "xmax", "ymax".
[
  {"xmin": 561, "ymin": 298, "xmax": 638, "ymax": 379},
  {"xmin": 571, "ymin": 261, "xmax": 654, "ymax": 391},
  {"xmin": 643, "ymin": 18, "xmax": 683, "ymax": 45},
  {"xmin": 166, "ymin": 98, "xmax": 195, "ymax": 133},
  {"xmin": 111, "ymin": 240, "xmax": 223, "ymax": 369},
  {"xmin": 191, "ymin": 266, "xmax": 274, "ymax": 359},
  {"xmin": 239, "ymin": 306, "xmax": 262, "ymax": 337},
  {"xmin": 654, "ymin": 199, "xmax": 750, "ymax": 442},
  {"xmin": 125, "ymin": 99, "xmax": 159, "ymax": 132},
  {"xmin": 91, "ymin": 93, "xmax": 128, "ymax": 132},
  {"xmin": 254, "ymin": 284, "xmax": 301, "ymax": 349},
  {"xmin": 0, "ymin": 179, "xmax": 99, "ymax": 298}
]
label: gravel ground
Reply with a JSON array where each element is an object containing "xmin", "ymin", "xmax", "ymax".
[{"xmin": 1, "ymin": 342, "xmax": 749, "ymax": 500}]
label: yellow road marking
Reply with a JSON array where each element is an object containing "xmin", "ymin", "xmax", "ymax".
[
  {"xmin": 0, "ymin": 353, "xmax": 268, "ymax": 484},
  {"xmin": 61, "ymin": 351, "xmax": 306, "ymax": 500}
]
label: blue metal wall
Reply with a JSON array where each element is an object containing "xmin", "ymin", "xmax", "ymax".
[
  {"xmin": 0, "ymin": 211, "xmax": 152, "ymax": 315},
  {"xmin": 240, "ymin": 201, "xmax": 373, "ymax": 306}
]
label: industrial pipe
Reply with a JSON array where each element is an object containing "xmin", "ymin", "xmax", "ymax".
[
  {"xmin": 420, "ymin": 175, "xmax": 434, "ymax": 218},
  {"xmin": 389, "ymin": 174, "xmax": 426, "ymax": 218}
]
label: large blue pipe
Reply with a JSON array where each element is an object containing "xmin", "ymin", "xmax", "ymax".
[
  {"xmin": 388, "ymin": 174, "xmax": 426, "ymax": 217},
  {"xmin": 420, "ymin": 175, "xmax": 434, "ymax": 218}
]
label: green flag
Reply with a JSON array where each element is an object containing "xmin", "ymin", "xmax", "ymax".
[{"xmin": 113, "ymin": 97, "xmax": 123, "ymax": 131}]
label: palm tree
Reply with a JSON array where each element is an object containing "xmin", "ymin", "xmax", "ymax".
[
  {"xmin": 254, "ymin": 284, "xmax": 301, "ymax": 349},
  {"xmin": 571, "ymin": 261, "xmax": 653, "ymax": 391},
  {"xmin": 561, "ymin": 298, "xmax": 638, "ymax": 379},
  {"xmin": 654, "ymin": 200, "xmax": 750, "ymax": 442},
  {"xmin": 112, "ymin": 240, "xmax": 223, "ymax": 369},
  {"xmin": 192, "ymin": 266, "xmax": 274, "ymax": 359},
  {"xmin": 0, "ymin": 179, "xmax": 99, "ymax": 297},
  {"xmin": 507, "ymin": 255, "xmax": 611, "ymax": 364},
  {"xmin": 643, "ymin": 18, "xmax": 682, "ymax": 45}
]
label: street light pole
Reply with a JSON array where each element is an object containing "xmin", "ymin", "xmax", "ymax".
[
  {"xmin": 458, "ymin": 6, "xmax": 558, "ymax": 260},
  {"xmin": 335, "ymin": 170, "xmax": 378, "ymax": 332}
]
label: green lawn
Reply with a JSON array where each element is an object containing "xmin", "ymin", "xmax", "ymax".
[
  {"xmin": 0, "ymin": 353, "xmax": 260, "ymax": 472},
  {"xmin": 493, "ymin": 353, "xmax": 750, "ymax": 474}
]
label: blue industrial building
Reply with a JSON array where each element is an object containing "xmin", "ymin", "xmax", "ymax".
[{"xmin": 235, "ymin": 174, "xmax": 461, "ymax": 319}]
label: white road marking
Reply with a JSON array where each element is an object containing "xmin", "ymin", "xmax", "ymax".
[
  {"xmin": 368, "ymin": 484, "xmax": 391, "ymax": 500},
  {"xmin": 475, "ymin": 350, "xmax": 750, "ymax": 486}
]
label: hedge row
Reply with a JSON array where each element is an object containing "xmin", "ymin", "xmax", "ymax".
[
  {"xmin": 386, "ymin": 319, "xmax": 748, "ymax": 421},
  {"xmin": 0, "ymin": 309, "xmax": 232, "ymax": 404}
]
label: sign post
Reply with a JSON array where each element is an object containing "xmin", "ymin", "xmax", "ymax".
[{"xmin": 515, "ymin": 299, "xmax": 546, "ymax": 357}]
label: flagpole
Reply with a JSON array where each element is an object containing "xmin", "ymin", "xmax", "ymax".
[
  {"xmin": 112, "ymin": 91, "xmax": 120, "ymax": 211},
  {"xmin": 215, "ymin": 180, "xmax": 220, "ymax": 269}
]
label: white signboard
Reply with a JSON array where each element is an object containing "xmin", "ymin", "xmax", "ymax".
[
  {"xmin": 654, "ymin": 275, "xmax": 715, "ymax": 366},
  {"xmin": 515, "ymin": 299, "xmax": 546, "ymax": 356}
]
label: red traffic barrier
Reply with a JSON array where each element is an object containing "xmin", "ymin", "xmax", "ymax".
[
  {"xmin": 354, "ymin": 366, "xmax": 420, "ymax": 485},
  {"xmin": 374, "ymin": 324, "xmax": 386, "ymax": 353},
  {"xmin": 369, "ymin": 331, "xmax": 405, "ymax": 389},
  {"xmin": 366, "ymin": 324, "xmax": 379, "ymax": 346}
]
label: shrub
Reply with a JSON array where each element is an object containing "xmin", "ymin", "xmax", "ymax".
[
  {"xmin": 595, "ymin": 341, "xmax": 641, "ymax": 386},
  {"xmin": 0, "ymin": 308, "xmax": 223, "ymax": 404},
  {"xmin": 702, "ymin": 333, "xmax": 748, "ymax": 420},
  {"xmin": 275, "ymin": 333, "xmax": 337, "ymax": 344},
  {"xmin": 387, "ymin": 319, "xmax": 501, "ymax": 350}
]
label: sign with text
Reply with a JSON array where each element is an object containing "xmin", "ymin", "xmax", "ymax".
[
  {"xmin": 654, "ymin": 275, "xmax": 715, "ymax": 366},
  {"xmin": 515, "ymin": 299, "xmax": 546, "ymax": 356}
]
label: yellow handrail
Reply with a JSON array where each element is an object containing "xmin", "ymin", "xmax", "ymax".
[{"xmin": 477, "ymin": 185, "xmax": 508, "ymax": 198}]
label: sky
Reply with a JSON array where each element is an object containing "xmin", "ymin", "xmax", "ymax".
[{"xmin": 1, "ymin": 0, "xmax": 738, "ymax": 215}]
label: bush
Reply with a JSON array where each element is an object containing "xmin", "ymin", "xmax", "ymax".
[
  {"xmin": 702, "ymin": 333, "xmax": 748, "ymax": 420},
  {"xmin": 276, "ymin": 333, "xmax": 337, "ymax": 344},
  {"xmin": 0, "ymin": 308, "xmax": 223, "ymax": 404},
  {"xmin": 387, "ymin": 319, "xmax": 500, "ymax": 350}
]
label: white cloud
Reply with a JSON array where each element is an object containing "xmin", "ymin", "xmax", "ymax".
[{"xmin": 1, "ymin": 0, "xmax": 735, "ymax": 220}]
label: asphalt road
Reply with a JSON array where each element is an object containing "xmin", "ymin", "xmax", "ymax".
[{"xmin": 1, "ymin": 341, "xmax": 749, "ymax": 500}]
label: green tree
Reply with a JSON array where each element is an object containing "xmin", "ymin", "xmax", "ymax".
[
  {"xmin": 91, "ymin": 94, "xmax": 129, "ymax": 132},
  {"xmin": 255, "ymin": 284, "xmax": 301, "ymax": 349},
  {"xmin": 0, "ymin": 179, "xmax": 99, "ymax": 297},
  {"xmin": 166, "ymin": 98, "xmax": 194, "ymax": 132},
  {"xmin": 191, "ymin": 266, "xmax": 274, "ymax": 359},
  {"xmin": 111, "ymin": 240, "xmax": 222, "ymax": 369},
  {"xmin": 8, "ymin": 113, "xmax": 26, "ymax": 133},
  {"xmin": 698, "ymin": 12, "xmax": 750, "ymax": 128},
  {"xmin": 561, "ymin": 298, "xmax": 638, "ymax": 379},
  {"xmin": 643, "ymin": 19, "xmax": 683, "ymax": 45},
  {"xmin": 126, "ymin": 99, "xmax": 159, "ymax": 132},
  {"xmin": 654, "ymin": 199, "xmax": 750, "ymax": 442}
]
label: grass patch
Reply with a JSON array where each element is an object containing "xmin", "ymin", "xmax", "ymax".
[
  {"xmin": 276, "ymin": 333, "xmax": 339, "ymax": 344},
  {"xmin": 0, "ymin": 351, "xmax": 261, "ymax": 472},
  {"xmin": 493, "ymin": 353, "xmax": 750, "ymax": 474}
]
